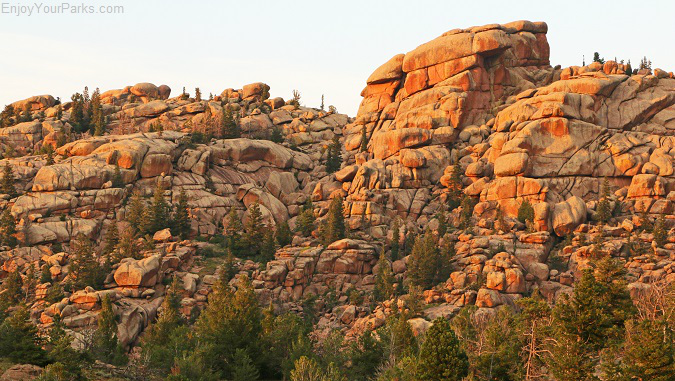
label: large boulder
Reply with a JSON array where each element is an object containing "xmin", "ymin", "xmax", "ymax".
[
  {"xmin": 114, "ymin": 255, "xmax": 162, "ymax": 288},
  {"xmin": 551, "ymin": 196, "xmax": 587, "ymax": 236}
]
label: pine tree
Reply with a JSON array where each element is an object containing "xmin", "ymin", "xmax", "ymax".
[
  {"xmin": 417, "ymin": 318, "xmax": 468, "ymax": 381},
  {"xmin": 597, "ymin": 177, "xmax": 612, "ymax": 224},
  {"xmin": 171, "ymin": 189, "xmax": 190, "ymax": 238},
  {"xmin": 325, "ymin": 136, "xmax": 342, "ymax": 173},
  {"xmin": 21, "ymin": 103, "xmax": 32, "ymax": 122},
  {"xmin": 221, "ymin": 108, "xmax": 240, "ymax": 139},
  {"xmin": 243, "ymin": 203, "xmax": 265, "ymax": 258},
  {"xmin": 614, "ymin": 318, "xmax": 674, "ymax": 381},
  {"xmin": 259, "ymin": 230, "xmax": 276, "ymax": 264},
  {"xmin": 2, "ymin": 269, "xmax": 24, "ymax": 305},
  {"xmin": 517, "ymin": 198, "xmax": 535, "ymax": 225},
  {"xmin": 407, "ymin": 231, "xmax": 450, "ymax": 289},
  {"xmin": 232, "ymin": 348, "xmax": 260, "ymax": 381},
  {"xmin": 195, "ymin": 275, "xmax": 262, "ymax": 378},
  {"xmin": 390, "ymin": 218, "xmax": 401, "ymax": 261},
  {"xmin": 220, "ymin": 248, "xmax": 238, "ymax": 286},
  {"xmin": 321, "ymin": 196, "xmax": 345, "ymax": 245},
  {"xmin": 225, "ymin": 208, "xmax": 244, "ymax": 254},
  {"xmin": 93, "ymin": 295, "xmax": 127, "ymax": 365},
  {"xmin": 126, "ymin": 191, "xmax": 145, "ymax": 233},
  {"xmin": 115, "ymin": 228, "xmax": 141, "ymax": 261},
  {"xmin": 0, "ymin": 208, "xmax": 17, "ymax": 248},
  {"xmin": 0, "ymin": 307, "xmax": 49, "ymax": 365},
  {"xmin": 275, "ymin": 221, "xmax": 292, "ymax": 247},
  {"xmin": 290, "ymin": 356, "xmax": 322, "ymax": 381},
  {"xmin": 374, "ymin": 247, "xmax": 395, "ymax": 302},
  {"xmin": 0, "ymin": 162, "xmax": 17, "ymax": 198},
  {"xmin": 90, "ymin": 88, "xmax": 105, "ymax": 136},
  {"xmin": 652, "ymin": 213, "xmax": 667, "ymax": 248},
  {"xmin": 146, "ymin": 180, "xmax": 171, "ymax": 234},
  {"xmin": 0, "ymin": 105, "xmax": 15, "ymax": 127},
  {"xmin": 359, "ymin": 125, "xmax": 368, "ymax": 152},
  {"xmin": 69, "ymin": 233, "xmax": 105, "ymax": 290},
  {"xmin": 102, "ymin": 222, "xmax": 119, "ymax": 257},
  {"xmin": 296, "ymin": 199, "xmax": 316, "ymax": 237},
  {"xmin": 111, "ymin": 165, "xmax": 124, "ymax": 188},
  {"xmin": 515, "ymin": 296, "xmax": 553, "ymax": 381},
  {"xmin": 446, "ymin": 163, "xmax": 463, "ymax": 210},
  {"xmin": 142, "ymin": 276, "xmax": 186, "ymax": 371},
  {"xmin": 593, "ymin": 52, "xmax": 605, "ymax": 64},
  {"xmin": 195, "ymin": 88, "xmax": 202, "ymax": 102},
  {"xmin": 45, "ymin": 145, "xmax": 55, "ymax": 165},
  {"xmin": 548, "ymin": 257, "xmax": 635, "ymax": 381}
]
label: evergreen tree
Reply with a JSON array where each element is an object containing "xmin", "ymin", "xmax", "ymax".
[
  {"xmin": 374, "ymin": 247, "xmax": 395, "ymax": 302},
  {"xmin": 548, "ymin": 257, "xmax": 635, "ymax": 381},
  {"xmin": 417, "ymin": 318, "xmax": 468, "ymax": 381},
  {"xmin": 45, "ymin": 145, "xmax": 55, "ymax": 165},
  {"xmin": 259, "ymin": 230, "xmax": 276, "ymax": 263},
  {"xmin": 92, "ymin": 295, "xmax": 127, "ymax": 365},
  {"xmin": 390, "ymin": 218, "xmax": 401, "ymax": 261},
  {"xmin": 221, "ymin": 108, "xmax": 240, "ymax": 139},
  {"xmin": 126, "ymin": 191, "xmax": 145, "ymax": 233},
  {"xmin": 115, "ymin": 228, "xmax": 141, "ymax": 261},
  {"xmin": 195, "ymin": 88, "xmax": 202, "ymax": 102},
  {"xmin": 347, "ymin": 330, "xmax": 385, "ymax": 379},
  {"xmin": 597, "ymin": 177, "xmax": 612, "ymax": 224},
  {"xmin": 593, "ymin": 52, "xmax": 605, "ymax": 64},
  {"xmin": 290, "ymin": 356, "xmax": 323, "ymax": 381},
  {"xmin": 220, "ymin": 248, "xmax": 238, "ymax": 286},
  {"xmin": 446, "ymin": 163, "xmax": 463, "ymax": 210},
  {"xmin": 195, "ymin": 275, "xmax": 262, "ymax": 378},
  {"xmin": 359, "ymin": 125, "xmax": 368, "ymax": 152},
  {"xmin": 243, "ymin": 203, "xmax": 265, "ymax": 258},
  {"xmin": 225, "ymin": 208, "xmax": 244, "ymax": 254},
  {"xmin": 171, "ymin": 189, "xmax": 191, "ymax": 238},
  {"xmin": 613, "ymin": 318, "xmax": 674, "ymax": 381},
  {"xmin": 325, "ymin": 136, "xmax": 342, "ymax": 173},
  {"xmin": 452, "ymin": 306, "xmax": 522, "ymax": 380},
  {"xmin": 0, "ymin": 105, "xmax": 15, "ymax": 127},
  {"xmin": 69, "ymin": 92, "xmax": 89, "ymax": 133},
  {"xmin": 296, "ymin": 199, "xmax": 316, "ymax": 237},
  {"xmin": 2, "ymin": 269, "xmax": 24, "ymax": 305},
  {"xmin": 142, "ymin": 277, "xmax": 188, "ymax": 372},
  {"xmin": 102, "ymin": 221, "xmax": 119, "ymax": 257},
  {"xmin": 321, "ymin": 196, "xmax": 345, "ymax": 245},
  {"xmin": 0, "ymin": 208, "xmax": 17, "ymax": 248},
  {"xmin": 111, "ymin": 165, "xmax": 124, "ymax": 188},
  {"xmin": 147, "ymin": 179, "xmax": 171, "ymax": 234},
  {"xmin": 270, "ymin": 126, "xmax": 284, "ymax": 143},
  {"xmin": 652, "ymin": 213, "xmax": 667, "ymax": 248},
  {"xmin": 515, "ymin": 296, "xmax": 553, "ymax": 381},
  {"xmin": 44, "ymin": 315, "xmax": 87, "ymax": 380},
  {"xmin": 517, "ymin": 198, "xmax": 535, "ymax": 225},
  {"xmin": 21, "ymin": 103, "xmax": 32, "ymax": 122},
  {"xmin": 232, "ymin": 348, "xmax": 260, "ymax": 381},
  {"xmin": 275, "ymin": 221, "xmax": 292, "ymax": 247},
  {"xmin": 407, "ymin": 231, "xmax": 450, "ymax": 289},
  {"xmin": 69, "ymin": 233, "xmax": 105, "ymax": 290},
  {"xmin": 0, "ymin": 307, "xmax": 49, "ymax": 365},
  {"xmin": 1, "ymin": 162, "xmax": 17, "ymax": 198},
  {"xmin": 90, "ymin": 88, "xmax": 105, "ymax": 136}
]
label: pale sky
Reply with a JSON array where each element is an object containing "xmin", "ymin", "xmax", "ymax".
[{"xmin": 0, "ymin": 0, "xmax": 673, "ymax": 115}]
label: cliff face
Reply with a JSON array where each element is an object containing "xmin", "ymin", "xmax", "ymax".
[
  {"xmin": 0, "ymin": 19, "xmax": 673, "ymax": 365},
  {"xmin": 340, "ymin": 20, "xmax": 674, "ymax": 236}
]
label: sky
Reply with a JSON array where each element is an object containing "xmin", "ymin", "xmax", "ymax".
[{"xmin": 0, "ymin": 0, "xmax": 673, "ymax": 116}]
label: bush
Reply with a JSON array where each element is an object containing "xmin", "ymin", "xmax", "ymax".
[{"xmin": 517, "ymin": 199, "xmax": 535, "ymax": 225}]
